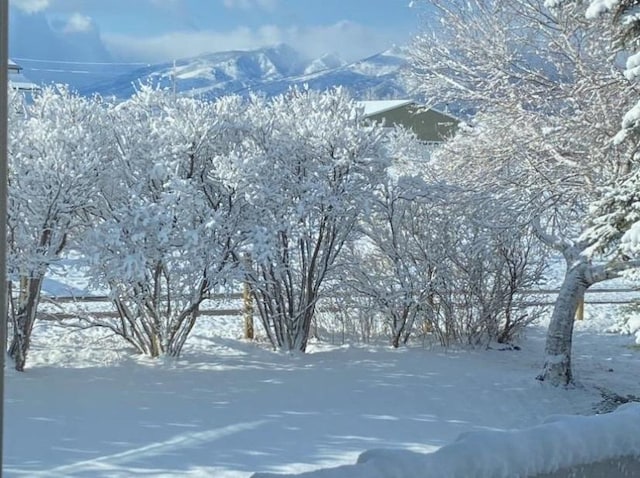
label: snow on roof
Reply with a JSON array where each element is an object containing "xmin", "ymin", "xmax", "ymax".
[
  {"xmin": 10, "ymin": 80, "xmax": 40, "ymax": 91},
  {"xmin": 8, "ymin": 61, "xmax": 39, "ymax": 91},
  {"xmin": 8, "ymin": 59, "xmax": 21, "ymax": 72},
  {"xmin": 359, "ymin": 100, "xmax": 414, "ymax": 117},
  {"xmin": 9, "ymin": 73, "xmax": 39, "ymax": 91}
]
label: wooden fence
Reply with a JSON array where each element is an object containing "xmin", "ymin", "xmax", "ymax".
[
  {"xmin": 37, "ymin": 287, "xmax": 639, "ymax": 320},
  {"xmin": 27, "ymin": 287, "xmax": 639, "ymax": 340},
  {"xmin": 36, "ymin": 292, "xmax": 254, "ymax": 338},
  {"xmin": 520, "ymin": 288, "xmax": 640, "ymax": 306}
]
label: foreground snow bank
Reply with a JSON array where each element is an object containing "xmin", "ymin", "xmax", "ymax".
[{"xmin": 253, "ymin": 403, "xmax": 640, "ymax": 478}]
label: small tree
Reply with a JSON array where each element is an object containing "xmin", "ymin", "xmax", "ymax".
[
  {"xmin": 431, "ymin": 208, "xmax": 547, "ymax": 346},
  {"xmin": 7, "ymin": 87, "xmax": 113, "ymax": 371},
  {"xmin": 346, "ymin": 170, "xmax": 546, "ymax": 348},
  {"xmin": 343, "ymin": 174, "xmax": 443, "ymax": 348},
  {"xmin": 237, "ymin": 88, "xmax": 390, "ymax": 352},
  {"xmin": 82, "ymin": 87, "xmax": 245, "ymax": 357}
]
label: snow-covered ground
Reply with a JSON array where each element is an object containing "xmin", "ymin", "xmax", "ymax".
[
  {"xmin": 254, "ymin": 402, "xmax": 640, "ymax": 477},
  {"xmin": 4, "ymin": 302, "xmax": 640, "ymax": 477}
]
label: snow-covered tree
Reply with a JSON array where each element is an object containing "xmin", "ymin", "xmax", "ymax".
[
  {"xmin": 7, "ymin": 86, "xmax": 113, "ymax": 371},
  {"xmin": 344, "ymin": 175, "xmax": 438, "ymax": 348},
  {"xmin": 337, "ymin": 137, "xmax": 447, "ymax": 347},
  {"xmin": 345, "ymin": 167, "xmax": 545, "ymax": 348},
  {"xmin": 431, "ymin": 195, "xmax": 547, "ymax": 347},
  {"xmin": 407, "ymin": 0, "xmax": 637, "ymax": 384},
  {"xmin": 560, "ymin": 0, "xmax": 640, "ymax": 343},
  {"xmin": 237, "ymin": 88, "xmax": 390, "ymax": 352},
  {"xmin": 81, "ymin": 87, "xmax": 246, "ymax": 357}
]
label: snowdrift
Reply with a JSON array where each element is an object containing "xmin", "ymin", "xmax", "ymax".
[{"xmin": 253, "ymin": 403, "xmax": 640, "ymax": 478}]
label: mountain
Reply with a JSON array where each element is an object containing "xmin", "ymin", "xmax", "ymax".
[
  {"xmin": 303, "ymin": 53, "xmax": 348, "ymax": 75},
  {"xmin": 81, "ymin": 43, "xmax": 410, "ymax": 101},
  {"xmin": 250, "ymin": 46, "xmax": 409, "ymax": 100}
]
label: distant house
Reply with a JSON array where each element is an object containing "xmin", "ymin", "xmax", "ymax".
[
  {"xmin": 8, "ymin": 60, "xmax": 20, "ymax": 74},
  {"xmin": 359, "ymin": 100, "xmax": 458, "ymax": 145},
  {"xmin": 8, "ymin": 59, "xmax": 39, "ymax": 92}
]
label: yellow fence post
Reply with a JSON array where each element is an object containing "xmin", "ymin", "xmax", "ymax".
[
  {"xmin": 575, "ymin": 298, "xmax": 584, "ymax": 321},
  {"xmin": 243, "ymin": 256, "xmax": 254, "ymax": 340},
  {"xmin": 19, "ymin": 274, "xmax": 27, "ymax": 306}
]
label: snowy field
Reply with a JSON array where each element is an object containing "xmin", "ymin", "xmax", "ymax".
[{"xmin": 4, "ymin": 302, "xmax": 640, "ymax": 477}]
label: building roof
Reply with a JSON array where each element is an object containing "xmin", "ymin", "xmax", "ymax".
[
  {"xmin": 8, "ymin": 60, "xmax": 39, "ymax": 91},
  {"xmin": 358, "ymin": 100, "xmax": 414, "ymax": 117},
  {"xmin": 8, "ymin": 59, "xmax": 21, "ymax": 72},
  {"xmin": 10, "ymin": 80, "xmax": 40, "ymax": 91},
  {"xmin": 358, "ymin": 99, "xmax": 459, "ymax": 143}
]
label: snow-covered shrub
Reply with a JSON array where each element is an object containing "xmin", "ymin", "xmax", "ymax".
[
  {"xmin": 81, "ymin": 87, "xmax": 245, "ymax": 357},
  {"xmin": 341, "ymin": 174, "xmax": 441, "ymax": 348},
  {"xmin": 607, "ymin": 304, "xmax": 640, "ymax": 345},
  {"xmin": 428, "ymin": 216, "xmax": 546, "ymax": 346},
  {"xmin": 237, "ymin": 88, "xmax": 391, "ymax": 352},
  {"xmin": 312, "ymin": 293, "xmax": 385, "ymax": 345},
  {"xmin": 344, "ymin": 170, "xmax": 545, "ymax": 348},
  {"xmin": 7, "ymin": 87, "xmax": 114, "ymax": 370}
]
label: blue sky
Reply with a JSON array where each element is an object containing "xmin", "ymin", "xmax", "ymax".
[{"xmin": 9, "ymin": 0, "xmax": 423, "ymax": 62}]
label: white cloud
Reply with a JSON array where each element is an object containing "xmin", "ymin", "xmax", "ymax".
[
  {"xmin": 63, "ymin": 13, "xmax": 93, "ymax": 33},
  {"xmin": 105, "ymin": 28, "xmax": 266, "ymax": 63},
  {"xmin": 104, "ymin": 21, "xmax": 398, "ymax": 63},
  {"xmin": 285, "ymin": 21, "xmax": 398, "ymax": 60},
  {"xmin": 10, "ymin": 0, "xmax": 50, "ymax": 13}
]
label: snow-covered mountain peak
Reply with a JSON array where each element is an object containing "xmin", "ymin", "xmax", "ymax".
[
  {"xmin": 303, "ymin": 52, "xmax": 348, "ymax": 75},
  {"xmin": 80, "ymin": 43, "xmax": 409, "ymax": 100}
]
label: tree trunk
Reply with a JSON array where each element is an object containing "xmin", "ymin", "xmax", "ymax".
[
  {"xmin": 537, "ymin": 261, "xmax": 589, "ymax": 386},
  {"xmin": 9, "ymin": 275, "xmax": 44, "ymax": 372},
  {"xmin": 295, "ymin": 305, "xmax": 316, "ymax": 353}
]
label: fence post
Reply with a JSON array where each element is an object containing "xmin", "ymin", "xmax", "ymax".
[
  {"xmin": 575, "ymin": 298, "xmax": 584, "ymax": 321},
  {"xmin": 243, "ymin": 256, "xmax": 254, "ymax": 340},
  {"xmin": 19, "ymin": 274, "xmax": 27, "ymax": 305}
]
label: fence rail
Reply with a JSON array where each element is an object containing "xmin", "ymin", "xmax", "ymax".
[
  {"xmin": 39, "ymin": 309, "xmax": 243, "ymax": 321},
  {"xmin": 39, "ymin": 288, "xmax": 640, "ymax": 305},
  {"xmin": 521, "ymin": 288, "xmax": 639, "ymax": 295},
  {"xmin": 31, "ymin": 287, "xmax": 640, "ymax": 321},
  {"xmin": 517, "ymin": 287, "xmax": 639, "ymax": 310},
  {"xmin": 40, "ymin": 292, "xmax": 244, "ymax": 304}
]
